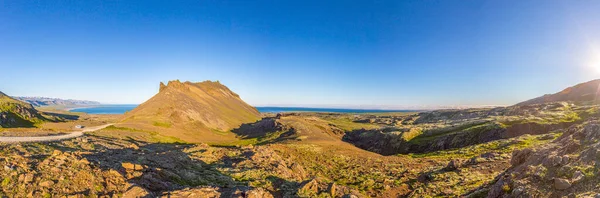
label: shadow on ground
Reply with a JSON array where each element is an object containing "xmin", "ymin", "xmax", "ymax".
[{"xmin": 77, "ymin": 136, "xmax": 287, "ymax": 197}]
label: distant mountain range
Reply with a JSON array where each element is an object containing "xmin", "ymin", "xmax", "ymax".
[{"xmin": 13, "ymin": 96, "xmax": 100, "ymax": 107}]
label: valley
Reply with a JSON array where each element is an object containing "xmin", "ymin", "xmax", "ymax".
[{"xmin": 1, "ymin": 80, "xmax": 600, "ymax": 197}]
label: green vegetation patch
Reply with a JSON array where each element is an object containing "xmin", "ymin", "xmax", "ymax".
[
  {"xmin": 408, "ymin": 132, "xmax": 562, "ymax": 159},
  {"xmin": 152, "ymin": 121, "xmax": 172, "ymax": 128},
  {"xmin": 410, "ymin": 121, "xmax": 503, "ymax": 144},
  {"xmin": 94, "ymin": 125, "xmax": 185, "ymax": 143},
  {"xmin": 323, "ymin": 117, "xmax": 381, "ymax": 131}
]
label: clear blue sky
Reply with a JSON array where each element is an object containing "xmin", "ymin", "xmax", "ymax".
[{"xmin": 2, "ymin": 1, "xmax": 600, "ymax": 108}]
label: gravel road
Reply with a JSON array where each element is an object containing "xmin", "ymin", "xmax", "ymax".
[{"xmin": 0, "ymin": 123, "xmax": 113, "ymax": 143}]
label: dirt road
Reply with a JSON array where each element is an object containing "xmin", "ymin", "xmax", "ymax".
[{"xmin": 0, "ymin": 123, "xmax": 113, "ymax": 143}]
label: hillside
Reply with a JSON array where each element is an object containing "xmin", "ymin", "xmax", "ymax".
[
  {"xmin": 0, "ymin": 91, "xmax": 45, "ymax": 127},
  {"xmin": 483, "ymin": 120, "xmax": 600, "ymax": 197},
  {"xmin": 518, "ymin": 79, "xmax": 600, "ymax": 105},
  {"xmin": 119, "ymin": 80, "xmax": 261, "ymax": 143},
  {"xmin": 14, "ymin": 96, "xmax": 100, "ymax": 107}
]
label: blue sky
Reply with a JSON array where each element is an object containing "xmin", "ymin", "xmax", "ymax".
[{"xmin": 2, "ymin": 1, "xmax": 600, "ymax": 108}]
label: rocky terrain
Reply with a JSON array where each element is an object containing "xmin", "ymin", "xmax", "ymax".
[
  {"xmin": 13, "ymin": 96, "xmax": 100, "ymax": 107},
  {"xmin": 2, "ymin": 79, "xmax": 600, "ymax": 197},
  {"xmin": 343, "ymin": 102, "xmax": 586, "ymax": 155},
  {"xmin": 482, "ymin": 119, "xmax": 600, "ymax": 197}
]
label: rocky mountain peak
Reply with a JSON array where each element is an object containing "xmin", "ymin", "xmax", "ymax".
[{"xmin": 120, "ymin": 80, "xmax": 260, "ymax": 143}]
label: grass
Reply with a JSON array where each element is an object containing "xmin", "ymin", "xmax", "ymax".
[
  {"xmin": 401, "ymin": 127, "xmax": 423, "ymax": 141},
  {"xmin": 210, "ymin": 129, "xmax": 294, "ymax": 147},
  {"xmin": 322, "ymin": 117, "xmax": 381, "ymax": 131},
  {"xmin": 152, "ymin": 121, "xmax": 172, "ymax": 128},
  {"xmin": 409, "ymin": 121, "xmax": 502, "ymax": 144},
  {"xmin": 93, "ymin": 125, "xmax": 186, "ymax": 143},
  {"xmin": 1, "ymin": 177, "xmax": 10, "ymax": 187},
  {"xmin": 407, "ymin": 132, "xmax": 562, "ymax": 159}
]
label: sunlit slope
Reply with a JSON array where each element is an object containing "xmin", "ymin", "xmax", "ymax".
[
  {"xmin": 0, "ymin": 91, "xmax": 45, "ymax": 128},
  {"xmin": 119, "ymin": 80, "xmax": 261, "ymax": 143},
  {"xmin": 518, "ymin": 79, "xmax": 600, "ymax": 105}
]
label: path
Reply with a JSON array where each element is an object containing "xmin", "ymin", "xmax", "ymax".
[{"xmin": 0, "ymin": 123, "xmax": 113, "ymax": 143}]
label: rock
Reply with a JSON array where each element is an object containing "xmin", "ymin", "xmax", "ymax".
[
  {"xmin": 298, "ymin": 179, "xmax": 320, "ymax": 196},
  {"xmin": 571, "ymin": 171, "xmax": 585, "ymax": 184},
  {"xmin": 121, "ymin": 162, "xmax": 144, "ymax": 171},
  {"xmin": 480, "ymin": 152, "xmax": 497, "ymax": 159},
  {"xmin": 511, "ymin": 186, "xmax": 524, "ymax": 196},
  {"xmin": 161, "ymin": 187, "xmax": 221, "ymax": 198},
  {"xmin": 129, "ymin": 144, "xmax": 139, "ymax": 150},
  {"xmin": 417, "ymin": 172, "xmax": 432, "ymax": 183},
  {"xmin": 39, "ymin": 180, "xmax": 54, "ymax": 187},
  {"xmin": 245, "ymin": 188, "xmax": 273, "ymax": 198},
  {"xmin": 123, "ymin": 184, "xmax": 152, "ymax": 198},
  {"xmin": 511, "ymin": 149, "xmax": 533, "ymax": 167},
  {"xmin": 445, "ymin": 159, "xmax": 461, "ymax": 171},
  {"xmin": 79, "ymin": 159, "xmax": 90, "ymax": 165},
  {"xmin": 329, "ymin": 183, "xmax": 337, "ymax": 197},
  {"xmin": 554, "ymin": 178, "xmax": 571, "ymax": 190},
  {"xmin": 23, "ymin": 173, "xmax": 34, "ymax": 183},
  {"xmin": 594, "ymin": 194, "xmax": 600, "ymax": 198},
  {"xmin": 52, "ymin": 150, "xmax": 63, "ymax": 156},
  {"xmin": 343, "ymin": 195, "xmax": 359, "ymax": 198},
  {"xmin": 539, "ymin": 134, "xmax": 555, "ymax": 140}
]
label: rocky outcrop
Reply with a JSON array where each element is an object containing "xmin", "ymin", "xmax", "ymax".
[
  {"xmin": 485, "ymin": 120, "xmax": 600, "ymax": 197},
  {"xmin": 297, "ymin": 177, "xmax": 364, "ymax": 198},
  {"xmin": 232, "ymin": 116, "xmax": 289, "ymax": 139}
]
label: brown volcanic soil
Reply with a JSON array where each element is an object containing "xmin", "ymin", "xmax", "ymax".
[{"xmin": 119, "ymin": 80, "xmax": 260, "ymax": 144}]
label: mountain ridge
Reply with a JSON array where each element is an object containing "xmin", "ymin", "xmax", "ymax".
[
  {"xmin": 518, "ymin": 79, "xmax": 600, "ymax": 105},
  {"xmin": 13, "ymin": 96, "xmax": 101, "ymax": 107}
]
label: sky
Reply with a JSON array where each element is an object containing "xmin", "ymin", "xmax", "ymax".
[{"xmin": 2, "ymin": 0, "xmax": 600, "ymax": 109}]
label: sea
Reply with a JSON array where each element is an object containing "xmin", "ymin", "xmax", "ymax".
[
  {"xmin": 69, "ymin": 104, "xmax": 138, "ymax": 114},
  {"xmin": 69, "ymin": 105, "xmax": 414, "ymax": 115}
]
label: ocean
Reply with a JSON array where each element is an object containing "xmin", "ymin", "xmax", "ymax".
[
  {"xmin": 255, "ymin": 107, "xmax": 413, "ymax": 113},
  {"xmin": 69, "ymin": 104, "xmax": 138, "ymax": 114},
  {"xmin": 69, "ymin": 105, "xmax": 413, "ymax": 114}
]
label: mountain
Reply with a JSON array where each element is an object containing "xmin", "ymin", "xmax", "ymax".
[
  {"xmin": 0, "ymin": 91, "xmax": 45, "ymax": 127},
  {"xmin": 119, "ymin": 80, "xmax": 261, "ymax": 143},
  {"xmin": 13, "ymin": 96, "xmax": 100, "ymax": 107},
  {"xmin": 518, "ymin": 79, "xmax": 600, "ymax": 105}
]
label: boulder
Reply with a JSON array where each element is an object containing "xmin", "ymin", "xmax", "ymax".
[
  {"xmin": 122, "ymin": 162, "xmax": 145, "ymax": 171},
  {"xmin": 511, "ymin": 148, "xmax": 533, "ymax": 167},
  {"xmin": 123, "ymin": 184, "xmax": 152, "ymax": 198},
  {"xmin": 161, "ymin": 187, "xmax": 221, "ymax": 198},
  {"xmin": 444, "ymin": 159, "xmax": 461, "ymax": 171},
  {"xmin": 571, "ymin": 171, "xmax": 585, "ymax": 184},
  {"xmin": 39, "ymin": 180, "xmax": 54, "ymax": 187},
  {"xmin": 245, "ymin": 188, "xmax": 274, "ymax": 198},
  {"xmin": 554, "ymin": 178, "xmax": 571, "ymax": 190}
]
